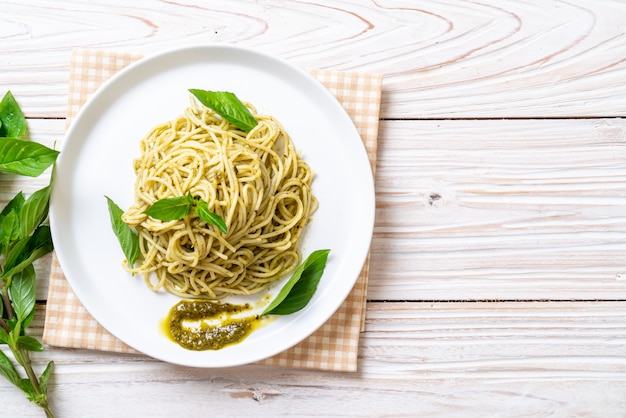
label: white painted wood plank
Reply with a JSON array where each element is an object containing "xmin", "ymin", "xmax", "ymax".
[
  {"xmin": 1, "ymin": 0, "xmax": 626, "ymax": 118},
  {"xmin": 371, "ymin": 118, "xmax": 626, "ymax": 300},
  {"xmin": 2, "ymin": 302, "xmax": 624, "ymax": 417}
]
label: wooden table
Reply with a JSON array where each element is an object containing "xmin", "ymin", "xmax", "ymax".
[{"xmin": 2, "ymin": 1, "xmax": 625, "ymax": 416}]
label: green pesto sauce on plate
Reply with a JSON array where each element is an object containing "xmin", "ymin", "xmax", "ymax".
[{"xmin": 164, "ymin": 300, "xmax": 264, "ymax": 351}]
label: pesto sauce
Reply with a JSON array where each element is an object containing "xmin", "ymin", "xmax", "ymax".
[{"xmin": 167, "ymin": 300, "xmax": 258, "ymax": 351}]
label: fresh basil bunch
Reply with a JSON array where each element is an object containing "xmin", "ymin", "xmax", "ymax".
[{"xmin": 0, "ymin": 91, "xmax": 59, "ymax": 418}]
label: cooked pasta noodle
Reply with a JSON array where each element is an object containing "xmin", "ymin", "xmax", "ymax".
[{"xmin": 122, "ymin": 97, "xmax": 317, "ymax": 299}]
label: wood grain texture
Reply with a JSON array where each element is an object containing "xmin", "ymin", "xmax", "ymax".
[
  {"xmin": 1, "ymin": 0, "xmax": 626, "ymax": 118},
  {"xmin": 371, "ymin": 118, "xmax": 626, "ymax": 300},
  {"xmin": 2, "ymin": 302, "xmax": 625, "ymax": 417}
]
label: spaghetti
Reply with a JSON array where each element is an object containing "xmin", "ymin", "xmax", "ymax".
[{"xmin": 122, "ymin": 97, "xmax": 317, "ymax": 299}]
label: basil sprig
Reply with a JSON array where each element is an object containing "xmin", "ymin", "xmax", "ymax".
[
  {"xmin": 261, "ymin": 249, "xmax": 330, "ymax": 317},
  {"xmin": 143, "ymin": 192, "xmax": 227, "ymax": 233},
  {"xmin": 142, "ymin": 193, "xmax": 195, "ymax": 221},
  {"xmin": 0, "ymin": 92, "xmax": 59, "ymax": 177},
  {"xmin": 106, "ymin": 194, "xmax": 227, "ymax": 267},
  {"xmin": 189, "ymin": 89, "xmax": 258, "ymax": 132},
  {"xmin": 0, "ymin": 91, "xmax": 57, "ymax": 417}
]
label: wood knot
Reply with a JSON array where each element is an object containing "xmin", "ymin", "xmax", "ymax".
[{"xmin": 428, "ymin": 193, "xmax": 442, "ymax": 206}]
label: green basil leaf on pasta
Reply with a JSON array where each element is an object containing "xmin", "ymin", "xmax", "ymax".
[
  {"xmin": 105, "ymin": 196, "xmax": 139, "ymax": 265},
  {"xmin": 261, "ymin": 249, "xmax": 330, "ymax": 317},
  {"xmin": 189, "ymin": 89, "xmax": 258, "ymax": 132},
  {"xmin": 143, "ymin": 193, "xmax": 195, "ymax": 221},
  {"xmin": 194, "ymin": 199, "xmax": 227, "ymax": 233},
  {"xmin": 0, "ymin": 91, "xmax": 27, "ymax": 138}
]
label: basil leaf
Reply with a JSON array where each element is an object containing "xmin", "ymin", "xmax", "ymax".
[
  {"xmin": 0, "ymin": 138, "xmax": 59, "ymax": 177},
  {"xmin": 9, "ymin": 264, "xmax": 36, "ymax": 322},
  {"xmin": 0, "ymin": 191, "xmax": 25, "ymax": 218},
  {"xmin": 21, "ymin": 308, "xmax": 35, "ymax": 329},
  {"xmin": 0, "ymin": 349, "xmax": 21, "ymax": 388},
  {"xmin": 143, "ymin": 193, "xmax": 195, "ymax": 221},
  {"xmin": 261, "ymin": 249, "xmax": 330, "ymax": 316},
  {"xmin": 0, "ymin": 326, "xmax": 8, "ymax": 344},
  {"xmin": 194, "ymin": 199, "xmax": 227, "ymax": 233},
  {"xmin": 0, "ymin": 210, "xmax": 20, "ymax": 253},
  {"xmin": 189, "ymin": 89, "xmax": 258, "ymax": 132},
  {"xmin": 0, "ymin": 91, "xmax": 27, "ymax": 138},
  {"xmin": 0, "ymin": 192, "xmax": 25, "ymax": 253},
  {"xmin": 39, "ymin": 361, "xmax": 54, "ymax": 396},
  {"xmin": 16, "ymin": 335, "xmax": 43, "ymax": 352},
  {"xmin": 19, "ymin": 184, "xmax": 50, "ymax": 239},
  {"xmin": 105, "ymin": 196, "xmax": 139, "ymax": 265},
  {"xmin": 1, "ymin": 226, "xmax": 53, "ymax": 280},
  {"xmin": 39, "ymin": 361, "xmax": 53, "ymax": 395},
  {"xmin": 18, "ymin": 377, "xmax": 36, "ymax": 401}
]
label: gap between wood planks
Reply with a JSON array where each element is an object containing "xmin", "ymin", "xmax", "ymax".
[
  {"xmin": 27, "ymin": 116, "xmax": 626, "ymax": 121},
  {"xmin": 381, "ymin": 116, "xmax": 626, "ymax": 121},
  {"xmin": 368, "ymin": 299, "xmax": 626, "ymax": 303}
]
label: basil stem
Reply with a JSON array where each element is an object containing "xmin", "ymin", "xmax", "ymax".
[{"xmin": 0, "ymin": 90, "xmax": 56, "ymax": 417}]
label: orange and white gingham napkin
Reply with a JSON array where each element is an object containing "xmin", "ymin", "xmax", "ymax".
[{"xmin": 43, "ymin": 48, "xmax": 381, "ymax": 372}]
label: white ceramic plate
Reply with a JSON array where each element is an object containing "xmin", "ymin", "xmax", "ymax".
[{"xmin": 50, "ymin": 45, "xmax": 375, "ymax": 367}]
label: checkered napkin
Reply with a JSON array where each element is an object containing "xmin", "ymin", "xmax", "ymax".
[{"xmin": 43, "ymin": 48, "xmax": 382, "ymax": 372}]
